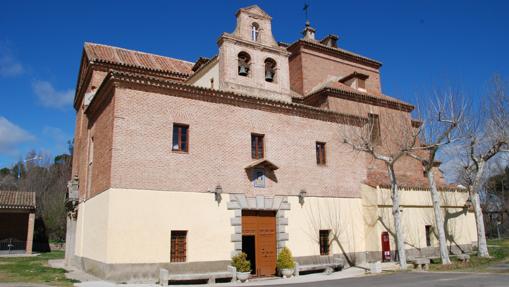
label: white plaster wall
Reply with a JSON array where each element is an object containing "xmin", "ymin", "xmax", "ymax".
[
  {"xmin": 187, "ymin": 61, "xmax": 219, "ymax": 89},
  {"xmin": 285, "ymin": 196, "xmax": 366, "ymax": 257},
  {"xmin": 105, "ymin": 188, "xmax": 234, "ymax": 264},
  {"xmin": 74, "ymin": 190, "xmax": 110, "ymax": 262},
  {"xmin": 362, "ymin": 185, "xmax": 477, "ymax": 253}
]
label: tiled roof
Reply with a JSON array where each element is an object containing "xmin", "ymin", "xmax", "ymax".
[
  {"xmin": 364, "ymin": 171, "xmax": 457, "ymax": 191},
  {"xmin": 288, "ymin": 39, "xmax": 382, "ymax": 68},
  {"xmin": 324, "ymin": 81, "xmax": 413, "ymax": 108},
  {"xmin": 0, "ymin": 191, "xmax": 36, "ymax": 209},
  {"xmin": 84, "ymin": 42, "xmax": 194, "ymax": 76}
]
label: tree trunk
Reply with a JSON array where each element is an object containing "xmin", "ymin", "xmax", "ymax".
[
  {"xmin": 427, "ymin": 169, "xmax": 451, "ymax": 264},
  {"xmin": 472, "ymin": 160, "xmax": 490, "ymax": 257},
  {"xmin": 471, "ymin": 191, "xmax": 489, "ymax": 257},
  {"xmin": 387, "ymin": 164, "xmax": 407, "ymax": 269}
]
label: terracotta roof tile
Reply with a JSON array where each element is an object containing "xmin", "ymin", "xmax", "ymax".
[
  {"xmin": 0, "ymin": 191, "xmax": 36, "ymax": 209},
  {"xmin": 365, "ymin": 171, "xmax": 456, "ymax": 191},
  {"xmin": 84, "ymin": 42, "xmax": 194, "ymax": 76},
  {"xmin": 324, "ymin": 81, "xmax": 412, "ymax": 107}
]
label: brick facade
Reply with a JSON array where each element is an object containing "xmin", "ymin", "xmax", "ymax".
[
  {"xmin": 70, "ymin": 5, "xmax": 445, "ymax": 202},
  {"xmin": 66, "ymin": 6, "xmax": 474, "ymax": 281}
]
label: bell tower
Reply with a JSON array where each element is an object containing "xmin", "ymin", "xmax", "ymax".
[{"xmin": 217, "ymin": 5, "xmax": 292, "ymax": 102}]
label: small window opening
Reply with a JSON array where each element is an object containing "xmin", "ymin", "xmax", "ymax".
[
  {"xmin": 264, "ymin": 58, "xmax": 276, "ymax": 82},
  {"xmin": 316, "ymin": 142, "xmax": 326, "ymax": 165},
  {"xmin": 358, "ymin": 79, "xmax": 366, "ymax": 91},
  {"xmin": 210, "ymin": 78, "xmax": 214, "ymax": 89},
  {"xmin": 251, "ymin": 133, "xmax": 264, "ymax": 159},
  {"xmin": 238, "ymin": 52, "xmax": 251, "ymax": 77},
  {"xmin": 251, "ymin": 23, "xmax": 260, "ymax": 42},
  {"xmin": 425, "ymin": 225, "xmax": 432, "ymax": 247},
  {"xmin": 319, "ymin": 230, "xmax": 331, "ymax": 255},
  {"xmin": 172, "ymin": 124, "xmax": 189, "ymax": 152},
  {"xmin": 368, "ymin": 114, "xmax": 381, "ymax": 145}
]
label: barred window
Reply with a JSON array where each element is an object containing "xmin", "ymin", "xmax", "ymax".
[
  {"xmin": 171, "ymin": 230, "xmax": 187, "ymax": 262},
  {"xmin": 425, "ymin": 225, "xmax": 432, "ymax": 247},
  {"xmin": 319, "ymin": 230, "xmax": 331, "ymax": 255}
]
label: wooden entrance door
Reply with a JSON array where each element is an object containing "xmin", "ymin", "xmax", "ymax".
[{"xmin": 242, "ymin": 210, "xmax": 276, "ymax": 276}]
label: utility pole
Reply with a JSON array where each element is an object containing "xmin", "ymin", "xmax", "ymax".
[{"xmin": 17, "ymin": 156, "xmax": 42, "ymax": 180}]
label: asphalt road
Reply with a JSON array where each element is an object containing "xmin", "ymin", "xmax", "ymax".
[{"xmin": 275, "ymin": 272, "xmax": 509, "ymax": 287}]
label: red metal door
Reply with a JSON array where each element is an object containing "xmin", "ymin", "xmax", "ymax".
[{"xmin": 381, "ymin": 231, "xmax": 391, "ymax": 262}]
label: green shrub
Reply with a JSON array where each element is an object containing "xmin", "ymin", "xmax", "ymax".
[
  {"xmin": 276, "ymin": 247, "xmax": 296, "ymax": 270},
  {"xmin": 231, "ymin": 252, "xmax": 251, "ymax": 272}
]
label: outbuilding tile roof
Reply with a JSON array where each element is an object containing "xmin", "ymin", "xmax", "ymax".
[
  {"xmin": 0, "ymin": 191, "xmax": 36, "ymax": 210},
  {"xmin": 84, "ymin": 42, "xmax": 194, "ymax": 76}
]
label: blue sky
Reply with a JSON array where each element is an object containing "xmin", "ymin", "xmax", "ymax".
[{"xmin": 0, "ymin": 0, "xmax": 508, "ymax": 167}]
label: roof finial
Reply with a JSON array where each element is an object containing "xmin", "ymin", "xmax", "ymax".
[{"xmin": 302, "ymin": 3, "xmax": 316, "ymax": 40}]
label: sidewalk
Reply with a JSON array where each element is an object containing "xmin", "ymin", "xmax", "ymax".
[{"xmin": 52, "ymin": 261, "xmax": 399, "ymax": 287}]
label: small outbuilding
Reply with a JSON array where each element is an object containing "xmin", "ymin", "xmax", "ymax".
[{"xmin": 0, "ymin": 190, "xmax": 36, "ymax": 254}]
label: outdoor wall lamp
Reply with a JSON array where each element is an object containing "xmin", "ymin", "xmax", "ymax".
[
  {"xmin": 210, "ymin": 184, "xmax": 223, "ymax": 204},
  {"xmin": 298, "ymin": 190, "xmax": 307, "ymax": 206},
  {"xmin": 464, "ymin": 198, "xmax": 473, "ymax": 210}
]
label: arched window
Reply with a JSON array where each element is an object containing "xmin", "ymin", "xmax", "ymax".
[
  {"xmin": 264, "ymin": 58, "xmax": 276, "ymax": 82},
  {"xmin": 251, "ymin": 23, "xmax": 259, "ymax": 42},
  {"xmin": 238, "ymin": 52, "xmax": 251, "ymax": 77}
]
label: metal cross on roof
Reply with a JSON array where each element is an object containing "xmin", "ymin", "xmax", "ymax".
[{"xmin": 303, "ymin": 3, "xmax": 310, "ymax": 22}]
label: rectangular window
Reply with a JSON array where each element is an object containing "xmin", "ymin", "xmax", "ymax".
[
  {"xmin": 316, "ymin": 142, "xmax": 326, "ymax": 165},
  {"xmin": 368, "ymin": 114, "xmax": 381, "ymax": 145},
  {"xmin": 172, "ymin": 124, "xmax": 189, "ymax": 152},
  {"xmin": 170, "ymin": 230, "xmax": 187, "ymax": 262},
  {"xmin": 251, "ymin": 134, "xmax": 264, "ymax": 159},
  {"xmin": 425, "ymin": 225, "xmax": 432, "ymax": 247},
  {"xmin": 319, "ymin": 230, "xmax": 331, "ymax": 255}
]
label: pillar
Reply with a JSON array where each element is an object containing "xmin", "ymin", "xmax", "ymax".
[{"xmin": 25, "ymin": 212, "xmax": 35, "ymax": 254}]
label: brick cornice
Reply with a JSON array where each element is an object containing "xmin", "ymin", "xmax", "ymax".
[
  {"xmin": 74, "ymin": 60, "xmax": 190, "ymax": 111},
  {"xmin": 287, "ymin": 40, "xmax": 382, "ymax": 69},
  {"xmin": 306, "ymin": 87, "xmax": 415, "ymax": 112},
  {"xmin": 89, "ymin": 70, "xmax": 368, "ymax": 127}
]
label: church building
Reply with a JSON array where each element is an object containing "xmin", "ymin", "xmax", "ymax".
[{"xmin": 65, "ymin": 5, "xmax": 477, "ymax": 281}]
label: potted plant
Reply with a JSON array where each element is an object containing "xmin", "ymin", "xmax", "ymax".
[
  {"xmin": 277, "ymin": 247, "xmax": 296, "ymax": 278},
  {"xmin": 231, "ymin": 252, "xmax": 251, "ymax": 282}
]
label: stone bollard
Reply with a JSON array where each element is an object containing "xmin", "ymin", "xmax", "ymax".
[
  {"xmin": 159, "ymin": 268, "xmax": 169, "ymax": 286},
  {"xmin": 370, "ymin": 261, "xmax": 382, "ymax": 274}
]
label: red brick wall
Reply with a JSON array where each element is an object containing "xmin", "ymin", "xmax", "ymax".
[
  {"xmin": 108, "ymin": 87, "xmax": 368, "ymax": 198},
  {"xmin": 326, "ymin": 96, "xmax": 447, "ymax": 188},
  {"xmin": 289, "ymin": 53, "xmax": 304, "ymax": 95},
  {"xmin": 88, "ymin": 93, "xmax": 115, "ymax": 198},
  {"xmin": 72, "ymin": 69, "xmax": 111, "ymax": 200},
  {"xmin": 291, "ymin": 47, "xmax": 381, "ymax": 96}
]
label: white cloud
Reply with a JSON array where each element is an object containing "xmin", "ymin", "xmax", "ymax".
[
  {"xmin": 0, "ymin": 117, "xmax": 35, "ymax": 155},
  {"xmin": 33, "ymin": 80, "xmax": 74, "ymax": 109},
  {"xmin": 0, "ymin": 46, "xmax": 24, "ymax": 77}
]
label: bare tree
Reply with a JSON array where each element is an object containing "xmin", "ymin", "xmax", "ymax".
[
  {"xmin": 456, "ymin": 75, "xmax": 509, "ymax": 257},
  {"xmin": 343, "ymin": 109, "xmax": 421, "ymax": 269},
  {"xmin": 408, "ymin": 91, "xmax": 467, "ymax": 264}
]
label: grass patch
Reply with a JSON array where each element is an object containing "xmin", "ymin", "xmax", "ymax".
[
  {"xmin": 0, "ymin": 251, "xmax": 78, "ymax": 286},
  {"xmin": 428, "ymin": 239, "xmax": 509, "ymax": 273}
]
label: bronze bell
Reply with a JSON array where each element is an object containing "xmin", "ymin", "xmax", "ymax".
[
  {"xmin": 265, "ymin": 69, "xmax": 274, "ymax": 82},
  {"xmin": 238, "ymin": 65, "xmax": 249, "ymax": 76}
]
